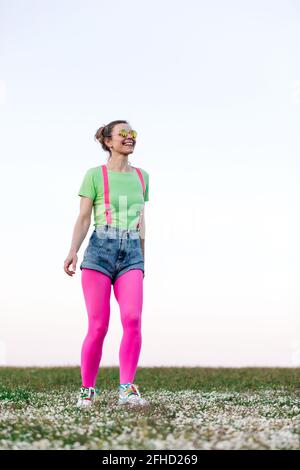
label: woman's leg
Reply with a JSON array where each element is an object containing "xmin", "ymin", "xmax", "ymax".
[
  {"xmin": 80, "ymin": 268, "xmax": 112, "ymax": 388},
  {"xmin": 113, "ymin": 269, "xmax": 144, "ymax": 384}
]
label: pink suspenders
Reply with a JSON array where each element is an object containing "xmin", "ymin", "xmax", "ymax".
[{"xmin": 101, "ymin": 164, "xmax": 146, "ymax": 230}]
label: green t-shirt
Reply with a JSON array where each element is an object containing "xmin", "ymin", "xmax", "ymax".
[{"xmin": 78, "ymin": 166, "xmax": 149, "ymax": 230}]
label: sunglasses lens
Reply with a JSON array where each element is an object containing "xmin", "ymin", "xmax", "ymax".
[{"xmin": 119, "ymin": 129, "xmax": 137, "ymax": 139}]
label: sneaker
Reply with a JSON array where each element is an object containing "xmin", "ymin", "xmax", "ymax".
[
  {"xmin": 118, "ymin": 383, "xmax": 149, "ymax": 406},
  {"xmin": 76, "ymin": 386, "xmax": 100, "ymax": 408}
]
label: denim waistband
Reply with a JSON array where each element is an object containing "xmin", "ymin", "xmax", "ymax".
[{"xmin": 95, "ymin": 224, "xmax": 141, "ymax": 239}]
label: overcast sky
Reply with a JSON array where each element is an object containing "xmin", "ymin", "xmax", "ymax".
[{"xmin": 0, "ymin": 0, "xmax": 300, "ymax": 368}]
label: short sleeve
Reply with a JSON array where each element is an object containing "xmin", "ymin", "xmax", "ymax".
[
  {"xmin": 78, "ymin": 168, "xmax": 96, "ymax": 201},
  {"xmin": 143, "ymin": 171, "xmax": 149, "ymax": 202}
]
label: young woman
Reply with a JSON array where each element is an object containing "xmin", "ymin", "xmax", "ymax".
[{"xmin": 64, "ymin": 120, "xmax": 149, "ymax": 408}]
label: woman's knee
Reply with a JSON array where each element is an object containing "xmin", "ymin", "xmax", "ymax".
[
  {"xmin": 88, "ymin": 323, "xmax": 109, "ymax": 339},
  {"xmin": 122, "ymin": 312, "xmax": 141, "ymax": 330}
]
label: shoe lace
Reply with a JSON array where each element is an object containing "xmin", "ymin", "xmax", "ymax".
[
  {"xmin": 123, "ymin": 383, "xmax": 140, "ymax": 398},
  {"xmin": 81, "ymin": 386, "xmax": 95, "ymax": 399}
]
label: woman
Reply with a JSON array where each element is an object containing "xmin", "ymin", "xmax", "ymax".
[{"xmin": 64, "ymin": 120, "xmax": 149, "ymax": 408}]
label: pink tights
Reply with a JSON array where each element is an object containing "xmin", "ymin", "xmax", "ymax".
[{"xmin": 80, "ymin": 268, "xmax": 143, "ymax": 387}]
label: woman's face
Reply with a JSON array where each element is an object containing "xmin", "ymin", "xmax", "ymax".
[{"xmin": 106, "ymin": 124, "xmax": 136, "ymax": 155}]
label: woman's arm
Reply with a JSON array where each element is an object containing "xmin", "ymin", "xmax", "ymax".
[
  {"xmin": 64, "ymin": 196, "xmax": 93, "ymax": 276},
  {"xmin": 69, "ymin": 197, "xmax": 93, "ymax": 254}
]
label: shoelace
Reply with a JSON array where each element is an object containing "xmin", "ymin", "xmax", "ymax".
[
  {"xmin": 80, "ymin": 387, "xmax": 95, "ymax": 400},
  {"xmin": 121, "ymin": 383, "xmax": 140, "ymax": 398}
]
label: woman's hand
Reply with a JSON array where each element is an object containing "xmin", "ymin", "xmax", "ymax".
[{"xmin": 64, "ymin": 252, "xmax": 78, "ymax": 276}]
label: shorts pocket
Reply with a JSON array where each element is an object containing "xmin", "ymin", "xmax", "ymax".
[
  {"xmin": 129, "ymin": 237, "xmax": 143, "ymax": 263},
  {"xmin": 92, "ymin": 230, "xmax": 106, "ymax": 248},
  {"xmin": 85, "ymin": 231, "xmax": 110, "ymax": 263}
]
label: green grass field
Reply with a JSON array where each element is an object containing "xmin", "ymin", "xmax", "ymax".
[{"xmin": 0, "ymin": 367, "xmax": 299, "ymax": 450}]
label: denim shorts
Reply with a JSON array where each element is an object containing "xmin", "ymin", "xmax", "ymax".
[{"xmin": 79, "ymin": 224, "xmax": 144, "ymax": 284}]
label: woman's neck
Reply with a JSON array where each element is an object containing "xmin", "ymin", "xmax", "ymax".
[{"xmin": 106, "ymin": 158, "xmax": 133, "ymax": 173}]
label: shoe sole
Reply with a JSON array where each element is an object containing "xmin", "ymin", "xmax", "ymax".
[
  {"xmin": 77, "ymin": 400, "xmax": 93, "ymax": 408},
  {"xmin": 76, "ymin": 395, "xmax": 100, "ymax": 408},
  {"xmin": 118, "ymin": 398, "xmax": 149, "ymax": 406}
]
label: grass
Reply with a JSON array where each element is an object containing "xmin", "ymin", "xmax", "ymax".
[{"xmin": 0, "ymin": 366, "xmax": 299, "ymax": 450}]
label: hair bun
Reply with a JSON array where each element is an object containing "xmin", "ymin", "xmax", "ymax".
[{"xmin": 94, "ymin": 119, "xmax": 129, "ymax": 156}]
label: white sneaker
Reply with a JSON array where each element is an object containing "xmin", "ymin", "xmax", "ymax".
[
  {"xmin": 76, "ymin": 386, "xmax": 100, "ymax": 408},
  {"xmin": 118, "ymin": 383, "xmax": 149, "ymax": 406}
]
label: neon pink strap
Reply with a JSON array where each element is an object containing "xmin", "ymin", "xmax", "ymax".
[
  {"xmin": 133, "ymin": 167, "xmax": 146, "ymax": 197},
  {"xmin": 101, "ymin": 165, "xmax": 146, "ymax": 228},
  {"xmin": 133, "ymin": 167, "xmax": 146, "ymax": 229},
  {"xmin": 101, "ymin": 165, "xmax": 112, "ymax": 225}
]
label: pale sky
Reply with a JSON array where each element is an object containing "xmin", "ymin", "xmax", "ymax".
[{"xmin": 0, "ymin": 0, "xmax": 300, "ymax": 368}]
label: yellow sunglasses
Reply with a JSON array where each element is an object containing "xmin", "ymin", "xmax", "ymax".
[{"xmin": 110, "ymin": 129, "xmax": 137, "ymax": 139}]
